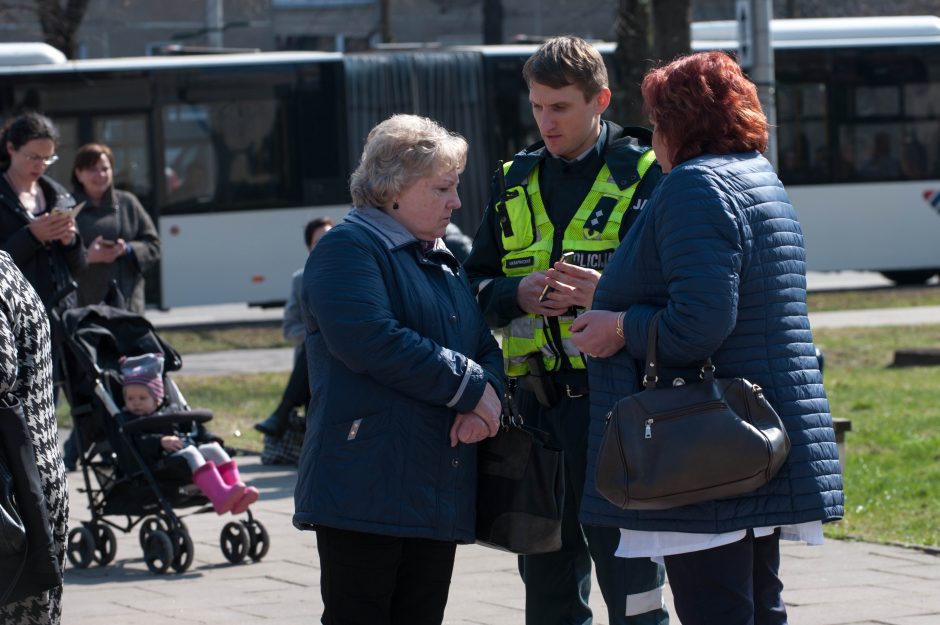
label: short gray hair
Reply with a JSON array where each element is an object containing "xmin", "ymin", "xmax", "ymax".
[{"xmin": 350, "ymin": 114, "xmax": 468, "ymax": 209}]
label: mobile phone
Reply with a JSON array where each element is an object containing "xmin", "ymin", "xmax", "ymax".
[
  {"xmin": 539, "ymin": 252, "xmax": 578, "ymax": 302},
  {"xmin": 53, "ymin": 201, "xmax": 85, "ymax": 219}
]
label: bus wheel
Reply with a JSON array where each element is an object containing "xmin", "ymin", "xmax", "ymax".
[{"xmin": 880, "ymin": 270, "xmax": 939, "ymax": 285}]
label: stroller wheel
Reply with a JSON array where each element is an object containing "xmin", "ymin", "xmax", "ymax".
[
  {"xmin": 220, "ymin": 521, "xmax": 250, "ymax": 564},
  {"xmin": 242, "ymin": 520, "xmax": 270, "ymax": 562},
  {"xmin": 170, "ymin": 528, "xmax": 194, "ymax": 573},
  {"xmin": 90, "ymin": 523, "xmax": 117, "ymax": 566},
  {"xmin": 143, "ymin": 530, "xmax": 174, "ymax": 574},
  {"xmin": 138, "ymin": 516, "xmax": 169, "ymax": 551},
  {"xmin": 67, "ymin": 526, "xmax": 95, "ymax": 569}
]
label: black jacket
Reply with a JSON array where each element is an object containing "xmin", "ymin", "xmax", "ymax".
[{"xmin": 0, "ymin": 174, "xmax": 86, "ymax": 311}]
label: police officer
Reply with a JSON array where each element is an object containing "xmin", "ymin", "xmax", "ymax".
[{"xmin": 465, "ymin": 36, "xmax": 668, "ymax": 625}]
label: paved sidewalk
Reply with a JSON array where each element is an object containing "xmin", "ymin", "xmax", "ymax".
[{"xmin": 61, "ymin": 454, "xmax": 940, "ymax": 625}]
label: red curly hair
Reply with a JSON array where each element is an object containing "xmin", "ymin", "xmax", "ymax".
[{"xmin": 642, "ymin": 51, "xmax": 768, "ymax": 167}]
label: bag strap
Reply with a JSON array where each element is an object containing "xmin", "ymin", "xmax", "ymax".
[{"xmin": 642, "ymin": 311, "xmax": 715, "ymax": 390}]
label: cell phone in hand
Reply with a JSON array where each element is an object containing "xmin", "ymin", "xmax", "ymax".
[
  {"xmin": 539, "ymin": 252, "xmax": 577, "ymax": 302},
  {"xmin": 53, "ymin": 201, "xmax": 85, "ymax": 219}
]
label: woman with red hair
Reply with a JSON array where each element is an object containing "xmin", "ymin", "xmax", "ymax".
[{"xmin": 572, "ymin": 51, "xmax": 843, "ymax": 623}]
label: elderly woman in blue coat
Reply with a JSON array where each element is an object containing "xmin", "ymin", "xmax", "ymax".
[
  {"xmin": 570, "ymin": 52, "xmax": 844, "ymax": 624},
  {"xmin": 293, "ymin": 114, "xmax": 504, "ymax": 625}
]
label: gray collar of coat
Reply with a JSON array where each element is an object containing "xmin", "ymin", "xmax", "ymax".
[{"xmin": 345, "ymin": 206, "xmax": 448, "ymax": 254}]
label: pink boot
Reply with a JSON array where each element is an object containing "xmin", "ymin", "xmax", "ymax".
[
  {"xmin": 217, "ymin": 460, "xmax": 260, "ymax": 514},
  {"xmin": 231, "ymin": 487, "xmax": 260, "ymax": 515},
  {"xmin": 217, "ymin": 460, "xmax": 242, "ymax": 486},
  {"xmin": 192, "ymin": 461, "xmax": 245, "ymax": 515}
]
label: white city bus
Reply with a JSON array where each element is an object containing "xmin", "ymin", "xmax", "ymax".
[{"xmin": 1, "ymin": 16, "xmax": 937, "ymax": 308}]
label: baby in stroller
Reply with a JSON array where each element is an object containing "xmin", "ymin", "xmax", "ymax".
[{"xmin": 120, "ymin": 353, "xmax": 259, "ymax": 515}]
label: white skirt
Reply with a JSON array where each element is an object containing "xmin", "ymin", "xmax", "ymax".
[{"xmin": 615, "ymin": 521, "xmax": 824, "ymax": 564}]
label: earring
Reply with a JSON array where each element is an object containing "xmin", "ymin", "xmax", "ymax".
[{"xmin": 392, "ymin": 201, "xmax": 399, "ymax": 210}]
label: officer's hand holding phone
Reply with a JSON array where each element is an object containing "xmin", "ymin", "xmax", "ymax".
[{"xmin": 542, "ymin": 253, "xmax": 602, "ymax": 309}]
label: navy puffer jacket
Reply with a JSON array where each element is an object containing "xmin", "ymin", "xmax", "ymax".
[
  {"xmin": 581, "ymin": 152, "xmax": 844, "ymax": 533},
  {"xmin": 293, "ymin": 207, "xmax": 504, "ymax": 543}
]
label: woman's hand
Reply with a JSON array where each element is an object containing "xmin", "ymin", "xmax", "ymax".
[
  {"xmin": 449, "ymin": 412, "xmax": 491, "ymax": 447},
  {"xmin": 543, "ymin": 262, "xmax": 601, "ymax": 309},
  {"xmin": 28, "ymin": 212, "xmax": 73, "ymax": 244},
  {"xmin": 569, "ymin": 310, "xmax": 625, "ymax": 359},
  {"xmin": 160, "ymin": 435, "xmax": 184, "ymax": 452},
  {"xmin": 87, "ymin": 235, "xmax": 126, "ymax": 263},
  {"xmin": 472, "ymin": 382, "xmax": 502, "ymax": 436}
]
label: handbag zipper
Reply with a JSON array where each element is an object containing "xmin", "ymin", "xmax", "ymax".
[{"xmin": 644, "ymin": 401, "xmax": 727, "ymax": 439}]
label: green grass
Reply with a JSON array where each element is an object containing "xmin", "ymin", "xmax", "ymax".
[
  {"xmin": 171, "ymin": 372, "xmax": 289, "ymax": 454},
  {"xmin": 57, "ymin": 371, "xmax": 289, "ymax": 454},
  {"xmin": 159, "ymin": 326, "xmax": 290, "ymax": 354},
  {"xmin": 813, "ymin": 323, "xmax": 940, "ymax": 547},
  {"xmin": 808, "ymin": 285, "xmax": 940, "ymax": 312}
]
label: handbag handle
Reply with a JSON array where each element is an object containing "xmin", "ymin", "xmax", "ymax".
[{"xmin": 642, "ymin": 311, "xmax": 715, "ymax": 390}]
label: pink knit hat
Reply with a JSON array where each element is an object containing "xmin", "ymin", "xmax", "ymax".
[{"xmin": 120, "ymin": 353, "xmax": 165, "ymax": 402}]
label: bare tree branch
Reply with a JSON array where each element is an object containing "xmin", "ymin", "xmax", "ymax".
[{"xmin": 35, "ymin": 0, "xmax": 92, "ymax": 58}]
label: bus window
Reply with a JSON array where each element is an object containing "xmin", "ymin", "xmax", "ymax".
[
  {"xmin": 162, "ymin": 98, "xmax": 292, "ymax": 214},
  {"xmin": 854, "ymin": 126, "xmax": 903, "ymax": 179},
  {"xmin": 777, "ymin": 82, "xmax": 828, "ymax": 184},
  {"xmin": 854, "ymin": 85, "xmax": 901, "ymax": 118},
  {"xmin": 903, "ymin": 82, "xmax": 940, "ymax": 179},
  {"xmin": 94, "ymin": 115, "xmax": 151, "ymax": 199}
]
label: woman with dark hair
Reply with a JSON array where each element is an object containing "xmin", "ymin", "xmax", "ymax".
[
  {"xmin": 571, "ymin": 52, "xmax": 844, "ymax": 623},
  {"xmin": 71, "ymin": 142, "xmax": 160, "ymax": 313},
  {"xmin": 0, "ymin": 112, "xmax": 85, "ymax": 311}
]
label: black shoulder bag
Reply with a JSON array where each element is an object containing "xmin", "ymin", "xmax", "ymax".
[
  {"xmin": 475, "ymin": 392, "xmax": 565, "ymax": 554},
  {"xmin": 595, "ymin": 312, "xmax": 791, "ymax": 510},
  {"xmin": 0, "ymin": 394, "xmax": 62, "ymax": 605}
]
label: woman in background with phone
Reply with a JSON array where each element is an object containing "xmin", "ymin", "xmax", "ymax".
[
  {"xmin": 71, "ymin": 143, "xmax": 160, "ymax": 313},
  {"xmin": 0, "ymin": 112, "xmax": 86, "ymax": 311}
]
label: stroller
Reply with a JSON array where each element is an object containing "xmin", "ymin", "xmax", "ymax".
[{"xmin": 57, "ymin": 300, "xmax": 269, "ymax": 574}]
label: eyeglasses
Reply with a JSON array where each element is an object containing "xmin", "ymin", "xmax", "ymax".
[{"xmin": 19, "ymin": 150, "xmax": 59, "ymax": 166}]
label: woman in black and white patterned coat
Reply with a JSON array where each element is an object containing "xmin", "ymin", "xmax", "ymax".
[{"xmin": 0, "ymin": 250, "xmax": 68, "ymax": 624}]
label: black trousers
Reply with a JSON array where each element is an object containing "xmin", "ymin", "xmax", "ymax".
[
  {"xmin": 315, "ymin": 526, "xmax": 457, "ymax": 625},
  {"xmin": 664, "ymin": 528, "xmax": 787, "ymax": 625},
  {"xmin": 270, "ymin": 346, "xmax": 311, "ymax": 427},
  {"xmin": 284, "ymin": 345, "xmax": 311, "ymax": 409}
]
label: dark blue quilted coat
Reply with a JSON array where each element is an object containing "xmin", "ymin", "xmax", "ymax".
[
  {"xmin": 293, "ymin": 208, "xmax": 505, "ymax": 543},
  {"xmin": 581, "ymin": 152, "xmax": 844, "ymax": 533}
]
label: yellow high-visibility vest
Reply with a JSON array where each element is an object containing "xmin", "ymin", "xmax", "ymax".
[{"xmin": 498, "ymin": 150, "xmax": 656, "ymax": 376}]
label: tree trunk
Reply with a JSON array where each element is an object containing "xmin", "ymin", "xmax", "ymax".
[
  {"xmin": 651, "ymin": 0, "xmax": 691, "ymax": 64},
  {"xmin": 612, "ymin": 0, "xmax": 692, "ymax": 127},
  {"xmin": 483, "ymin": 0, "xmax": 503, "ymax": 45},
  {"xmin": 36, "ymin": 0, "xmax": 91, "ymax": 59},
  {"xmin": 612, "ymin": 0, "xmax": 653, "ymax": 127}
]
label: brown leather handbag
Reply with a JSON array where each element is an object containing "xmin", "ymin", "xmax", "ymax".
[{"xmin": 595, "ymin": 312, "xmax": 791, "ymax": 510}]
